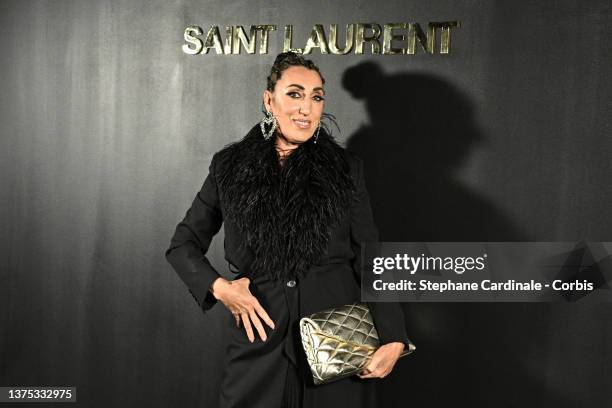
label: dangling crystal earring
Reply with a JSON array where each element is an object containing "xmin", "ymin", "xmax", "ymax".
[
  {"xmin": 260, "ymin": 110, "xmax": 277, "ymax": 140},
  {"xmin": 313, "ymin": 121, "xmax": 321, "ymax": 144}
]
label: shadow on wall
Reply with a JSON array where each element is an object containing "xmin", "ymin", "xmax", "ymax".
[{"xmin": 342, "ymin": 62, "xmax": 574, "ymax": 408}]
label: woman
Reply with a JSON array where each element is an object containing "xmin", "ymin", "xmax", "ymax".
[{"xmin": 165, "ymin": 52, "xmax": 411, "ymax": 408}]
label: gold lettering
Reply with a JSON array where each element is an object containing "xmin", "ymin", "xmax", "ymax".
[
  {"xmin": 355, "ymin": 23, "xmax": 382, "ymax": 54},
  {"xmin": 203, "ymin": 25, "xmax": 224, "ymax": 54},
  {"xmin": 255, "ymin": 25, "xmax": 277, "ymax": 54},
  {"xmin": 429, "ymin": 21, "xmax": 460, "ymax": 54},
  {"xmin": 183, "ymin": 21, "xmax": 460, "ymax": 56},
  {"xmin": 283, "ymin": 25, "xmax": 303, "ymax": 53},
  {"xmin": 383, "ymin": 23, "xmax": 408, "ymax": 55},
  {"xmin": 182, "ymin": 26, "xmax": 203, "ymax": 55},
  {"xmin": 224, "ymin": 26, "xmax": 233, "ymax": 54},
  {"xmin": 407, "ymin": 23, "xmax": 431, "ymax": 54},
  {"xmin": 232, "ymin": 25, "xmax": 258, "ymax": 54},
  {"xmin": 329, "ymin": 24, "xmax": 354, "ymax": 55},
  {"xmin": 303, "ymin": 24, "xmax": 329, "ymax": 54}
]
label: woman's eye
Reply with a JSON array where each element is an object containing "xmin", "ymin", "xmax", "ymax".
[
  {"xmin": 288, "ymin": 92, "xmax": 301, "ymax": 98},
  {"xmin": 313, "ymin": 95, "xmax": 325, "ymax": 102}
]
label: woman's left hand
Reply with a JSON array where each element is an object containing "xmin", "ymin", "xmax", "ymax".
[{"xmin": 357, "ymin": 342, "xmax": 405, "ymax": 379}]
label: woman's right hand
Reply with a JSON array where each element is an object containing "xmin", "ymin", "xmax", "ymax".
[{"xmin": 210, "ymin": 277, "xmax": 275, "ymax": 343}]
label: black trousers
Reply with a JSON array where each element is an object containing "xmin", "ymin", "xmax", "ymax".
[
  {"xmin": 218, "ymin": 276, "xmax": 378, "ymax": 408},
  {"xmin": 282, "ymin": 357, "xmax": 304, "ymax": 408}
]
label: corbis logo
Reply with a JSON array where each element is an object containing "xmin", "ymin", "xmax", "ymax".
[{"xmin": 182, "ymin": 22, "xmax": 460, "ymax": 56}]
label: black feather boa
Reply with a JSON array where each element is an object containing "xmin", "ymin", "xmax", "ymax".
[{"xmin": 215, "ymin": 122, "xmax": 356, "ymax": 282}]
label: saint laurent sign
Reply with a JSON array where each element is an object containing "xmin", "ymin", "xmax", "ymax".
[{"xmin": 182, "ymin": 22, "xmax": 460, "ymax": 55}]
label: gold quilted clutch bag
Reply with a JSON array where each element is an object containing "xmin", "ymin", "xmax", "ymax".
[{"xmin": 299, "ymin": 302, "xmax": 415, "ymax": 385}]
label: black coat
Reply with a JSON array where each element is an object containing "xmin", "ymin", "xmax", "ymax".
[{"xmin": 165, "ymin": 123, "xmax": 411, "ymax": 408}]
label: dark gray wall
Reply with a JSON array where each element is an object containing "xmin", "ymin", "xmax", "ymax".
[{"xmin": 1, "ymin": 0, "xmax": 611, "ymax": 407}]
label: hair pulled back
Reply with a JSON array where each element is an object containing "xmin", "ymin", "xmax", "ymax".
[{"xmin": 266, "ymin": 51, "xmax": 325, "ymax": 92}]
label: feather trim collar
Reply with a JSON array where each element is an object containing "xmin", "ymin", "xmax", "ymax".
[{"xmin": 215, "ymin": 123, "xmax": 356, "ymax": 281}]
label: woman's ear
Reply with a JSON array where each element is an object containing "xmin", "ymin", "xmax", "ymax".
[{"xmin": 263, "ymin": 90, "xmax": 272, "ymax": 112}]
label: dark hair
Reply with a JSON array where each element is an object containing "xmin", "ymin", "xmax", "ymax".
[{"xmin": 266, "ymin": 51, "xmax": 325, "ymax": 92}]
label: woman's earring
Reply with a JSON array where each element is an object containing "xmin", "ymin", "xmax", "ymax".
[
  {"xmin": 313, "ymin": 121, "xmax": 321, "ymax": 144},
  {"xmin": 260, "ymin": 110, "xmax": 277, "ymax": 140}
]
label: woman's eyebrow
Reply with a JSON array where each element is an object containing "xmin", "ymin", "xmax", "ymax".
[{"xmin": 287, "ymin": 84, "xmax": 325, "ymax": 94}]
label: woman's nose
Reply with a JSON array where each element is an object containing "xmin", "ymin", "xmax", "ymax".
[{"xmin": 298, "ymin": 99, "xmax": 312, "ymax": 115}]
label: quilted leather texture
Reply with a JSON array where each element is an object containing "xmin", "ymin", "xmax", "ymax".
[{"xmin": 300, "ymin": 302, "xmax": 414, "ymax": 385}]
